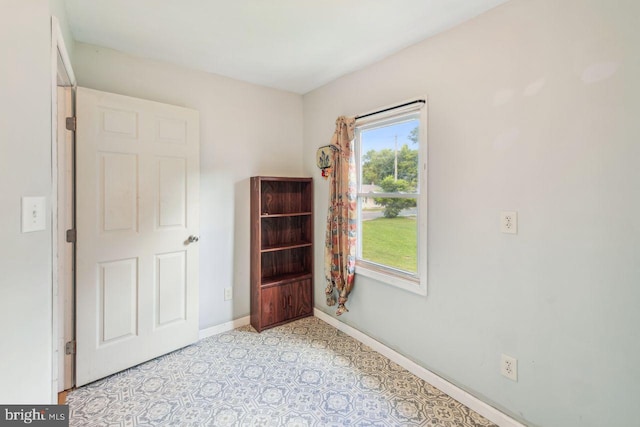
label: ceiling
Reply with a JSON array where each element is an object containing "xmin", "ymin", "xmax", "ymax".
[{"xmin": 64, "ymin": 0, "xmax": 509, "ymax": 94}]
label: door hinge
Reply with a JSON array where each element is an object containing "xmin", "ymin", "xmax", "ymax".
[
  {"xmin": 66, "ymin": 229, "xmax": 76, "ymax": 243},
  {"xmin": 65, "ymin": 116, "xmax": 76, "ymax": 132},
  {"xmin": 65, "ymin": 340, "xmax": 76, "ymax": 355}
]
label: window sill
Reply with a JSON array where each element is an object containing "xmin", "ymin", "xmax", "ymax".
[{"xmin": 355, "ymin": 261, "xmax": 427, "ymax": 296}]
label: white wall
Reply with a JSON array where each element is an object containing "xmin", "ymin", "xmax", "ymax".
[
  {"xmin": 303, "ymin": 0, "xmax": 640, "ymax": 426},
  {"xmin": 0, "ymin": 0, "xmax": 54, "ymax": 403},
  {"xmin": 49, "ymin": 0, "xmax": 74, "ymax": 62},
  {"xmin": 72, "ymin": 43, "xmax": 304, "ymax": 329}
]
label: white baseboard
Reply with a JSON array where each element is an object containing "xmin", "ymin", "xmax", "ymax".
[
  {"xmin": 199, "ymin": 316, "xmax": 250, "ymax": 340},
  {"xmin": 313, "ymin": 309, "xmax": 526, "ymax": 427}
]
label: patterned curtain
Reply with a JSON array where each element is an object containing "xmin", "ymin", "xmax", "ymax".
[{"xmin": 325, "ymin": 116, "xmax": 357, "ymax": 315}]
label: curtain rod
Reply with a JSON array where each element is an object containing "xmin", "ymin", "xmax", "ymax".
[{"xmin": 355, "ymin": 99, "xmax": 425, "ymax": 120}]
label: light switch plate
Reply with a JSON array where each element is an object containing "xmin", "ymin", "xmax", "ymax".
[{"xmin": 22, "ymin": 197, "xmax": 46, "ymax": 233}]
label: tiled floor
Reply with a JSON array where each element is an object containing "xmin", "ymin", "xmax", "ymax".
[{"xmin": 68, "ymin": 317, "xmax": 496, "ymax": 426}]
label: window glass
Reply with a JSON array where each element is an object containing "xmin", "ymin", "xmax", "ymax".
[{"xmin": 355, "ymin": 105, "xmax": 426, "ymax": 293}]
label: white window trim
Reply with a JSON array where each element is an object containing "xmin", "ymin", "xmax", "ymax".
[{"xmin": 354, "ymin": 99, "xmax": 428, "ymax": 296}]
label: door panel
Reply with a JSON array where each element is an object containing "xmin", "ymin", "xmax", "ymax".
[
  {"xmin": 99, "ymin": 258, "xmax": 138, "ymax": 343},
  {"xmin": 260, "ymin": 280, "xmax": 313, "ymax": 329},
  {"xmin": 100, "ymin": 153, "xmax": 138, "ymax": 232},
  {"xmin": 101, "ymin": 108, "xmax": 138, "ymax": 137},
  {"xmin": 156, "ymin": 117, "xmax": 187, "ymax": 144},
  {"xmin": 155, "ymin": 251, "xmax": 187, "ymax": 326},
  {"xmin": 289, "ymin": 280, "xmax": 313, "ymax": 319},
  {"xmin": 76, "ymin": 87, "xmax": 199, "ymax": 386},
  {"xmin": 157, "ymin": 157, "xmax": 186, "ymax": 229},
  {"xmin": 261, "ymin": 286, "xmax": 286, "ymax": 328}
]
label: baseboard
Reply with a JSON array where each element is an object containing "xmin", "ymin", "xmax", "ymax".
[
  {"xmin": 198, "ymin": 316, "xmax": 251, "ymax": 340},
  {"xmin": 313, "ymin": 309, "xmax": 526, "ymax": 427}
]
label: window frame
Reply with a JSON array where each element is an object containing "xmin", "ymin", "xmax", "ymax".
[{"xmin": 354, "ymin": 100, "xmax": 428, "ymax": 296}]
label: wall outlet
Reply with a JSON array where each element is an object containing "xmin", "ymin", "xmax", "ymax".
[
  {"xmin": 500, "ymin": 211, "xmax": 518, "ymax": 234},
  {"xmin": 501, "ymin": 354, "xmax": 518, "ymax": 381},
  {"xmin": 224, "ymin": 287, "xmax": 233, "ymax": 301}
]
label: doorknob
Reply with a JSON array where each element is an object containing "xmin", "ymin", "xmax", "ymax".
[{"xmin": 188, "ymin": 235, "xmax": 199, "ymax": 243}]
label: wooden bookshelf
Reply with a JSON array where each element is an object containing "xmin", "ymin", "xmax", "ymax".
[{"xmin": 250, "ymin": 177, "xmax": 314, "ymax": 332}]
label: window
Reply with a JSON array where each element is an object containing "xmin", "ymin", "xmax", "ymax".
[{"xmin": 354, "ymin": 101, "xmax": 427, "ymax": 295}]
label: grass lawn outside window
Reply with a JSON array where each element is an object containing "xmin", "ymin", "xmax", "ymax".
[{"xmin": 361, "ymin": 216, "xmax": 417, "ymax": 273}]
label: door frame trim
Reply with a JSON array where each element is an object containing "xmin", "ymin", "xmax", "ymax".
[{"xmin": 51, "ymin": 15, "xmax": 76, "ymax": 402}]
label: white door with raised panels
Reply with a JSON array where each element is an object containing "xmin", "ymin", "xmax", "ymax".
[{"xmin": 75, "ymin": 87, "xmax": 200, "ymax": 386}]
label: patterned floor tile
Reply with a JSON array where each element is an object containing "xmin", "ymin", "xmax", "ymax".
[{"xmin": 68, "ymin": 317, "xmax": 496, "ymax": 427}]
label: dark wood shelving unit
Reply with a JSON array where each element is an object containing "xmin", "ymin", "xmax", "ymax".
[
  {"xmin": 261, "ymin": 212, "xmax": 312, "ymax": 218},
  {"xmin": 250, "ymin": 177, "xmax": 314, "ymax": 332},
  {"xmin": 261, "ymin": 242, "xmax": 313, "ymax": 253}
]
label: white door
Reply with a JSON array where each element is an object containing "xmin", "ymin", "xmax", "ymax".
[{"xmin": 75, "ymin": 87, "xmax": 200, "ymax": 386}]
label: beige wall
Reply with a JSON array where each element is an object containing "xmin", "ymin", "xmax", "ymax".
[
  {"xmin": 49, "ymin": 0, "xmax": 74, "ymax": 62},
  {"xmin": 0, "ymin": 0, "xmax": 54, "ymax": 403},
  {"xmin": 71, "ymin": 43, "xmax": 304, "ymax": 330},
  {"xmin": 303, "ymin": 0, "xmax": 640, "ymax": 426}
]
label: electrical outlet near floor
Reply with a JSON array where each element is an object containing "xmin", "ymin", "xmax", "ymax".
[
  {"xmin": 500, "ymin": 211, "xmax": 518, "ymax": 234},
  {"xmin": 224, "ymin": 287, "xmax": 233, "ymax": 301},
  {"xmin": 501, "ymin": 354, "xmax": 518, "ymax": 381}
]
